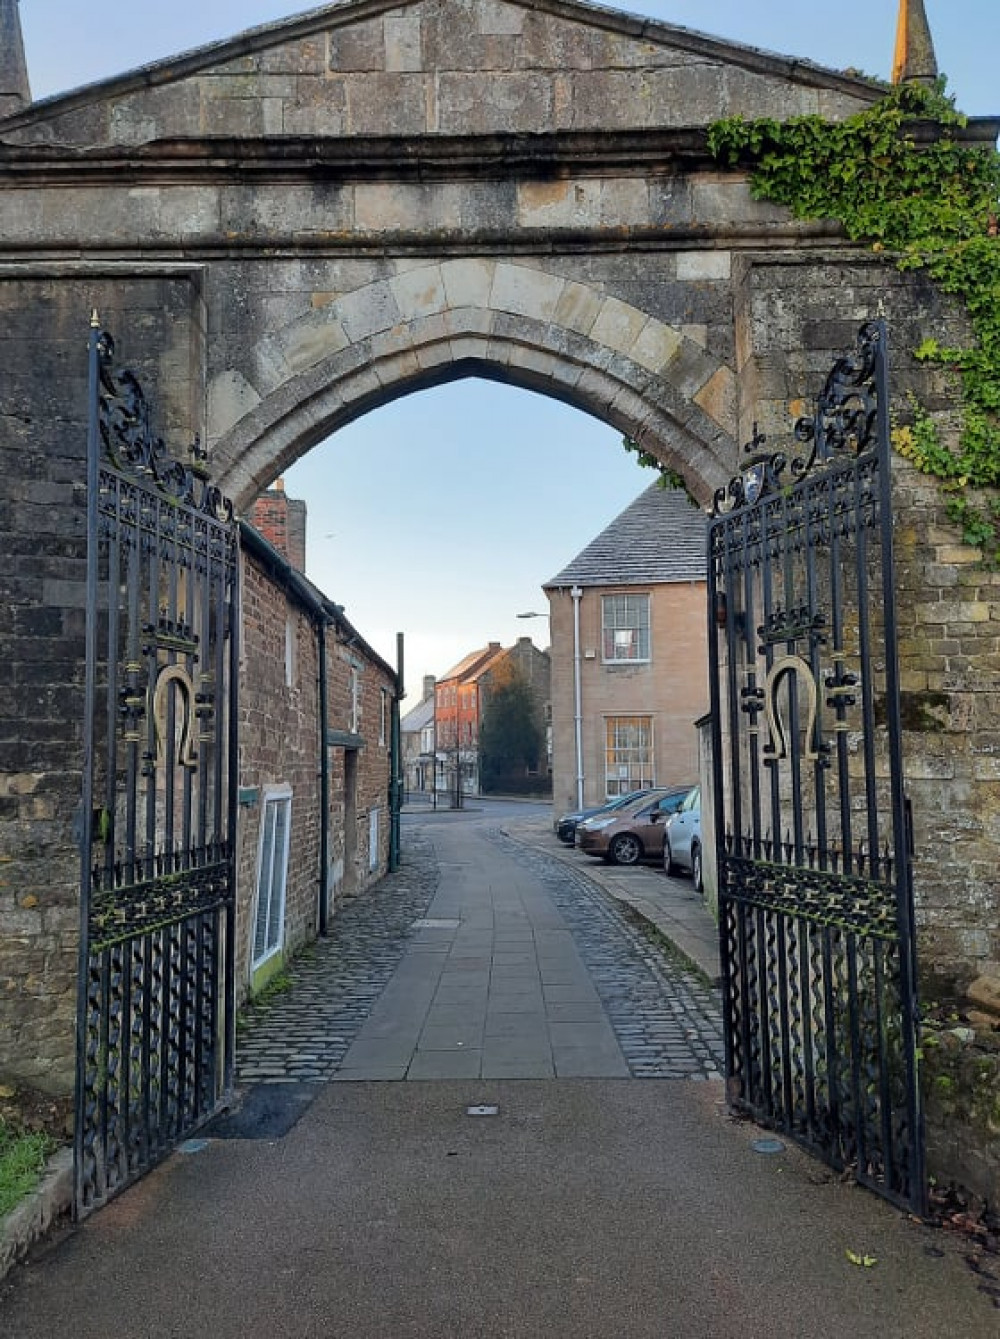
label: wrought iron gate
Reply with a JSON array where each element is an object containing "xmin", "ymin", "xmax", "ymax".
[
  {"xmin": 708, "ymin": 320, "xmax": 925, "ymax": 1213},
  {"xmin": 76, "ymin": 319, "xmax": 239, "ymax": 1217}
]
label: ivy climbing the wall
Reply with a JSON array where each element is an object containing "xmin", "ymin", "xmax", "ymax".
[{"xmin": 708, "ymin": 82, "xmax": 1000, "ymax": 559}]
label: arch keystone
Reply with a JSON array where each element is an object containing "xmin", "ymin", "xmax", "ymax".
[{"xmin": 441, "ymin": 258, "xmax": 496, "ymax": 309}]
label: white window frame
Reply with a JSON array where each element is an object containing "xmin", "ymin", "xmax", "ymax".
[
  {"xmin": 380, "ymin": 687, "xmax": 388, "ymax": 747},
  {"xmin": 369, "ymin": 807, "xmax": 380, "ymax": 872},
  {"xmin": 602, "ymin": 594, "xmax": 651, "ymax": 664},
  {"xmin": 604, "ymin": 716, "xmax": 655, "ymax": 797},
  {"xmin": 252, "ymin": 785, "xmax": 292, "ymax": 971}
]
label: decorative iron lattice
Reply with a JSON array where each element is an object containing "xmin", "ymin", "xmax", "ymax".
[
  {"xmin": 708, "ymin": 320, "xmax": 925, "ymax": 1214},
  {"xmin": 76, "ymin": 319, "xmax": 239, "ymax": 1218}
]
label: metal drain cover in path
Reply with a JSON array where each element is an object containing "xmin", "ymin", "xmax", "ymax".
[
  {"xmin": 467, "ymin": 1104, "xmax": 499, "ymax": 1117},
  {"xmin": 411, "ymin": 918, "xmax": 461, "ymax": 930}
]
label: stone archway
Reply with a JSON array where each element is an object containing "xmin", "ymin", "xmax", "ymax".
[
  {"xmin": 1, "ymin": 0, "xmax": 997, "ymax": 1143},
  {"xmin": 210, "ymin": 261, "xmax": 737, "ymax": 508}
]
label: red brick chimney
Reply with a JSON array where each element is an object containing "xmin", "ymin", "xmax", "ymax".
[{"xmin": 248, "ymin": 478, "xmax": 307, "ymax": 571}]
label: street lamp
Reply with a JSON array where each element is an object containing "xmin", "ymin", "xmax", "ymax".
[{"xmin": 516, "ymin": 600, "xmax": 584, "ymax": 809}]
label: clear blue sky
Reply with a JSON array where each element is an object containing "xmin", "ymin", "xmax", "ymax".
[{"xmin": 18, "ymin": 2, "xmax": 998, "ymax": 703}]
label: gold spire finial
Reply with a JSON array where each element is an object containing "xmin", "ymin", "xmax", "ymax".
[{"xmin": 892, "ymin": 0, "xmax": 939, "ymax": 87}]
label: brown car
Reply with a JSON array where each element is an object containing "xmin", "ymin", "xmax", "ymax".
[{"xmin": 576, "ymin": 786, "xmax": 694, "ymax": 866}]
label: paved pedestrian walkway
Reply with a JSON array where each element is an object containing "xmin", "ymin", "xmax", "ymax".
[{"xmin": 235, "ymin": 819, "xmax": 724, "ymax": 1086}]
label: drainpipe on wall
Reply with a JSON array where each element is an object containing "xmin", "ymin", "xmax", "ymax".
[
  {"xmin": 571, "ymin": 584, "xmax": 584, "ymax": 808},
  {"xmin": 389, "ymin": 632, "xmax": 404, "ymax": 872},
  {"xmin": 317, "ymin": 613, "xmax": 330, "ymax": 936}
]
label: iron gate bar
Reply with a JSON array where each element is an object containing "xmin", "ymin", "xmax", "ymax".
[
  {"xmin": 76, "ymin": 317, "xmax": 238, "ymax": 1218},
  {"xmin": 708, "ymin": 320, "xmax": 925, "ymax": 1214}
]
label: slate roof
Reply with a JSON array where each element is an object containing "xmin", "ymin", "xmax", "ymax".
[
  {"xmin": 437, "ymin": 643, "xmax": 504, "ymax": 685},
  {"xmin": 401, "ymin": 694, "xmax": 435, "ymax": 734},
  {"xmin": 544, "ymin": 483, "xmax": 707, "ymax": 589}
]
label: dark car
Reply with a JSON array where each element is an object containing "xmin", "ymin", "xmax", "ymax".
[
  {"xmin": 553, "ymin": 788, "xmax": 657, "ymax": 845},
  {"xmin": 577, "ymin": 786, "xmax": 694, "ymax": 865}
]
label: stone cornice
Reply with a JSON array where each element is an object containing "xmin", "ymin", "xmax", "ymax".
[
  {"xmin": 0, "ymin": 127, "xmax": 715, "ymax": 183},
  {"xmin": 0, "ymin": 119, "xmax": 995, "ymax": 187}
]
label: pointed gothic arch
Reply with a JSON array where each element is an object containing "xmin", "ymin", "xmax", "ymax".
[{"xmin": 210, "ymin": 262, "xmax": 737, "ymax": 509}]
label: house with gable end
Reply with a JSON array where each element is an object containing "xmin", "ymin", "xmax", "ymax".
[{"xmin": 544, "ymin": 483, "xmax": 708, "ymax": 816}]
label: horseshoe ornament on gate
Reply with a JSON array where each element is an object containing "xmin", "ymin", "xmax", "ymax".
[
  {"xmin": 152, "ymin": 664, "xmax": 199, "ymax": 769},
  {"xmin": 761, "ymin": 654, "xmax": 819, "ymax": 764}
]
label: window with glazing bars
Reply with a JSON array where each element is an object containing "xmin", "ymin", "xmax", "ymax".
[
  {"xmin": 602, "ymin": 594, "xmax": 650, "ymax": 662},
  {"xmin": 605, "ymin": 716, "xmax": 654, "ymax": 796}
]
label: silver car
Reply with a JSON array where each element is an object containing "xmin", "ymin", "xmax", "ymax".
[{"xmin": 663, "ymin": 786, "xmax": 703, "ymax": 890}]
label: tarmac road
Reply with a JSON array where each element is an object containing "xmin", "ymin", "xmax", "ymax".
[{"xmin": 1, "ymin": 812, "xmax": 996, "ymax": 1337}]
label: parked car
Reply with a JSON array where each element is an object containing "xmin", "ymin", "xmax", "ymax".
[
  {"xmin": 663, "ymin": 786, "xmax": 703, "ymax": 890},
  {"xmin": 577, "ymin": 786, "xmax": 693, "ymax": 866},
  {"xmin": 553, "ymin": 788, "xmax": 656, "ymax": 845}
]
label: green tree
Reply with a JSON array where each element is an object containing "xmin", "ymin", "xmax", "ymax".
[{"xmin": 479, "ymin": 667, "xmax": 544, "ymax": 795}]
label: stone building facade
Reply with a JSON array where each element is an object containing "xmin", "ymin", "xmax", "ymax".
[
  {"xmin": 545, "ymin": 484, "xmax": 708, "ymax": 815},
  {"xmin": 400, "ymin": 677, "xmax": 436, "ymax": 797}
]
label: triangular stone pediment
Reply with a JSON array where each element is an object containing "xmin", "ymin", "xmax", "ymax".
[{"xmin": 1, "ymin": 0, "xmax": 881, "ymax": 148}]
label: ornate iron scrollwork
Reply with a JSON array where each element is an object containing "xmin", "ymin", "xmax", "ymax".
[
  {"xmin": 712, "ymin": 320, "xmax": 884, "ymax": 517},
  {"xmin": 95, "ymin": 328, "xmax": 234, "ymax": 524}
]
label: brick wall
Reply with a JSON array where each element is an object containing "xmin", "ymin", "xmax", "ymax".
[
  {"xmin": 328, "ymin": 640, "xmax": 394, "ymax": 897},
  {"xmin": 248, "ymin": 480, "xmax": 307, "ymax": 571},
  {"xmin": 236, "ymin": 551, "xmax": 322, "ymax": 996},
  {"xmin": 236, "ymin": 546, "xmax": 397, "ymax": 999}
]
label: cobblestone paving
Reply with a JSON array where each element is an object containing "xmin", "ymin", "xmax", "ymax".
[
  {"xmin": 487, "ymin": 830, "xmax": 726, "ymax": 1079},
  {"xmin": 235, "ymin": 829, "xmax": 439, "ymax": 1084},
  {"xmin": 236, "ymin": 823, "xmax": 725, "ymax": 1084}
]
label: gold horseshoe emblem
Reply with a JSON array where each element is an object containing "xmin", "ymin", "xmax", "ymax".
[
  {"xmin": 761, "ymin": 654, "xmax": 819, "ymax": 763},
  {"xmin": 152, "ymin": 665, "xmax": 199, "ymax": 769}
]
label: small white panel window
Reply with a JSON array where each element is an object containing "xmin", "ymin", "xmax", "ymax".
[
  {"xmin": 252, "ymin": 788, "xmax": 292, "ymax": 969},
  {"xmin": 369, "ymin": 807, "xmax": 379, "ymax": 872}
]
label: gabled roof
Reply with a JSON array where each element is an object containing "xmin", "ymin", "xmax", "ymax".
[
  {"xmin": 401, "ymin": 694, "xmax": 435, "ymax": 733},
  {"xmin": 544, "ymin": 482, "xmax": 706, "ymax": 589},
  {"xmin": 437, "ymin": 643, "xmax": 504, "ymax": 686},
  {"xmin": 0, "ymin": 0, "xmax": 886, "ymax": 138}
]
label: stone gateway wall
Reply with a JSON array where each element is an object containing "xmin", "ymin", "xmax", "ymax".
[{"xmin": 0, "ymin": 0, "xmax": 997, "ymax": 1193}]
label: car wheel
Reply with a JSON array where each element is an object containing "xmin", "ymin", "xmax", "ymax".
[
  {"xmin": 664, "ymin": 838, "xmax": 679, "ymax": 877},
  {"xmin": 691, "ymin": 844, "xmax": 703, "ymax": 892},
  {"xmin": 609, "ymin": 833, "xmax": 642, "ymax": 866}
]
